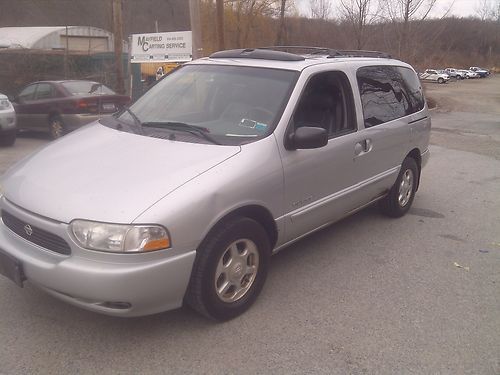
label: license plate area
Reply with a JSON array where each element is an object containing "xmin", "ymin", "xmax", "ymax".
[
  {"xmin": 0, "ymin": 249, "xmax": 25, "ymax": 287},
  {"xmin": 102, "ymin": 103, "xmax": 116, "ymax": 112}
]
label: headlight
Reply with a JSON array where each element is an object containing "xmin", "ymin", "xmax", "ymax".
[
  {"xmin": 70, "ymin": 220, "xmax": 170, "ymax": 253},
  {"xmin": 0, "ymin": 99, "xmax": 12, "ymax": 110}
]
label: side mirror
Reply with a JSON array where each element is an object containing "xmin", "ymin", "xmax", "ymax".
[{"xmin": 287, "ymin": 126, "xmax": 328, "ymax": 150}]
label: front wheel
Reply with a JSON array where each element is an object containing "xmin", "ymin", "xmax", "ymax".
[
  {"xmin": 379, "ymin": 157, "xmax": 418, "ymax": 218},
  {"xmin": 437, "ymin": 78, "xmax": 444, "ymax": 84},
  {"xmin": 186, "ymin": 217, "xmax": 270, "ymax": 321}
]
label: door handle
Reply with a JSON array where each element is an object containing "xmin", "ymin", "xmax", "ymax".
[{"xmin": 354, "ymin": 139, "xmax": 372, "ymax": 156}]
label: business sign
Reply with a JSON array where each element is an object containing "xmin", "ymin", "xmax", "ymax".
[{"xmin": 131, "ymin": 31, "xmax": 192, "ymax": 63}]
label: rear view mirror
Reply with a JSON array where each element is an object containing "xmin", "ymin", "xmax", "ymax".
[{"xmin": 287, "ymin": 126, "xmax": 328, "ymax": 150}]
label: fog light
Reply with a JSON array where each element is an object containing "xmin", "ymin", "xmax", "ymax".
[{"xmin": 97, "ymin": 301, "xmax": 132, "ymax": 310}]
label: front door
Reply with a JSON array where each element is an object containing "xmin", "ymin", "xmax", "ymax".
[{"xmin": 280, "ymin": 71, "xmax": 363, "ymax": 242}]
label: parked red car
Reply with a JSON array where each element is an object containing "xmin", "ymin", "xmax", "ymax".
[{"xmin": 12, "ymin": 80, "xmax": 130, "ymax": 139}]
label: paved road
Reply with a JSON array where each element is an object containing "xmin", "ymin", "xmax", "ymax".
[{"xmin": 0, "ymin": 83, "xmax": 499, "ymax": 374}]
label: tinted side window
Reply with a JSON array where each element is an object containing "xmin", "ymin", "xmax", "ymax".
[
  {"xmin": 19, "ymin": 84, "xmax": 37, "ymax": 101},
  {"xmin": 357, "ymin": 66, "xmax": 408, "ymax": 127},
  {"xmin": 397, "ymin": 67, "xmax": 424, "ymax": 113},
  {"xmin": 35, "ymin": 83, "xmax": 54, "ymax": 100}
]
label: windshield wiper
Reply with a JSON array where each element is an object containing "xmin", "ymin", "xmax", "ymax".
[
  {"xmin": 114, "ymin": 107, "xmax": 144, "ymax": 134},
  {"xmin": 142, "ymin": 121, "xmax": 220, "ymax": 145}
]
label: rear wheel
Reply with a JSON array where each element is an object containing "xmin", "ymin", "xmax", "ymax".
[
  {"xmin": 186, "ymin": 217, "xmax": 270, "ymax": 321},
  {"xmin": 49, "ymin": 116, "xmax": 65, "ymax": 139},
  {"xmin": 380, "ymin": 157, "xmax": 418, "ymax": 218}
]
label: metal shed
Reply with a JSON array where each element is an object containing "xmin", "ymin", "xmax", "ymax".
[{"xmin": 0, "ymin": 26, "xmax": 125, "ymax": 53}]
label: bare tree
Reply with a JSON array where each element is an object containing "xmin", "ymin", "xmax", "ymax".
[
  {"xmin": 226, "ymin": 0, "xmax": 278, "ymax": 47},
  {"xmin": 310, "ymin": 0, "xmax": 332, "ymax": 19},
  {"xmin": 339, "ymin": 0, "xmax": 378, "ymax": 49},
  {"xmin": 276, "ymin": 0, "xmax": 287, "ymax": 44},
  {"xmin": 381, "ymin": 0, "xmax": 438, "ymax": 59},
  {"xmin": 475, "ymin": 0, "xmax": 500, "ymax": 20},
  {"xmin": 476, "ymin": 0, "xmax": 493, "ymax": 20}
]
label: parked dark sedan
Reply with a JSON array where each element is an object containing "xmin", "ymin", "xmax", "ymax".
[{"xmin": 12, "ymin": 80, "xmax": 130, "ymax": 139}]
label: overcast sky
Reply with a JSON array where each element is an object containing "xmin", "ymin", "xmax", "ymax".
[{"xmin": 296, "ymin": 0, "xmax": 483, "ymax": 18}]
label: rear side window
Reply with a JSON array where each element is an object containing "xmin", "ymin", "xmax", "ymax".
[
  {"xmin": 35, "ymin": 83, "xmax": 54, "ymax": 100},
  {"xmin": 357, "ymin": 66, "xmax": 423, "ymax": 128},
  {"xmin": 397, "ymin": 67, "xmax": 424, "ymax": 113}
]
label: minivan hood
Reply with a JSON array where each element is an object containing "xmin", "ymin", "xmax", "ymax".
[{"xmin": 2, "ymin": 123, "xmax": 240, "ymax": 223}]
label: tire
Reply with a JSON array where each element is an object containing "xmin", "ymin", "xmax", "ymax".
[
  {"xmin": 49, "ymin": 116, "xmax": 65, "ymax": 139},
  {"xmin": 0, "ymin": 129, "xmax": 16, "ymax": 147},
  {"xmin": 379, "ymin": 157, "xmax": 419, "ymax": 218},
  {"xmin": 186, "ymin": 217, "xmax": 271, "ymax": 321},
  {"xmin": 437, "ymin": 78, "xmax": 444, "ymax": 84}
]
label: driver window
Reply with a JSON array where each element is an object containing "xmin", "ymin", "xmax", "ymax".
[{"xmin": 293, "ymin": 71, "xmax": 355, "ymax": 138}]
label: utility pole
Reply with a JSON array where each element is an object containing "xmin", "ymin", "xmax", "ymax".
[
  {"xmin": 189, "ymin": 0, "xmax": 203, "ymax": 59},
  {"xmin": 64, "ymin": 26, "xmax": 69, "ymax": 78},
  {"xmin": 216, "ymin": 0, "xmax": 225, "ymax": 50},
  {"xmin": 112, "ymin": 0, "xmax": 125, "ymax": 94}
]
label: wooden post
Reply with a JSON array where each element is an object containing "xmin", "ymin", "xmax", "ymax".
[
  {"xmin": 216, "ymin": 0, "xmax": 225, "ymax": 51},
  {"xmin": 112, "ymin": 0, "xmax": 125, "ymax": 94},
  {"xmin": 64, "ymin": 26, "xmax": 69, "ymax": 79},
  {"xmin": 189, "ymin": 0, "xmax": 203, "ymax": 59}
]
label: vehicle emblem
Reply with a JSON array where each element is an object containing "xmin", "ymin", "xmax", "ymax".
[{"xmin": 24, "ymin": 224, "xmax": 33, "ymax": 236}]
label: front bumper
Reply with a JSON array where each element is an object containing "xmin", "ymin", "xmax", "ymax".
[{"xmin": 0, "ymin": 199, "xmax": 196, "ymax": 317}]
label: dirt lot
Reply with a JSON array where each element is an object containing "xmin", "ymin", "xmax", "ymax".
[
  {"xmin": 425, "ymin": 75, "xmax": 500, "ymax": 115},
  {"xmin": 425, "ymin": 75, "xmax": 500, "ymax": 160}
]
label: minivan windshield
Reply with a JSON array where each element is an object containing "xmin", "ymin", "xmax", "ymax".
[{"xmin": 111, "ymin": 64, "xmax": 298, "ymax": 145}]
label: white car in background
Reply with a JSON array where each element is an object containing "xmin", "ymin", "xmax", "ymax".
[
  {"xmin": 469, "ymin": 66, "xmax": 489, "ymax": 78},
  {"xmin": 0, "ymin": 93, "xmax": 16, "ymax": 147},
  {"xmin": 419, "ymin": 69, "xmax": 450, "ymax": 84},
  {"xmin": 458, "ymin": 69, "xmax": 479, "ymax": 79},
  {"xmin": 445, "ymin": 68, "xmax": 467, "ymax": 79}
]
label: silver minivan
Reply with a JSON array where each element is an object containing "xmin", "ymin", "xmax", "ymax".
[{"xmin": 0, "ymin": 48, "xmax": 430, "ymax": 320}]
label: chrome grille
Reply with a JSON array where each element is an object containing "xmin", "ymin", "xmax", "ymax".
[{"xmin": 1, "ymin": 210, "xmax": 71, "ymax": 255}]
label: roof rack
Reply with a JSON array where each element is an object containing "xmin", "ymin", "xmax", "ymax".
[
  {"xmin": 260, "ymin": 46, "xmax": 391, "ymax": 59},
  {"xmin": 209, "ymin": 48, "xmax": 305, "ymax": 61},
  {"xmin": 209, "ymin": 47, "xmax": 392, "ymax": 62},
  {"xmin": 259, "ymin": 45, "xmax": 343, "ymax": 57},
  {"xmin": 336, "ymin": 50, "xmax": 392, "ymax": 59}
]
